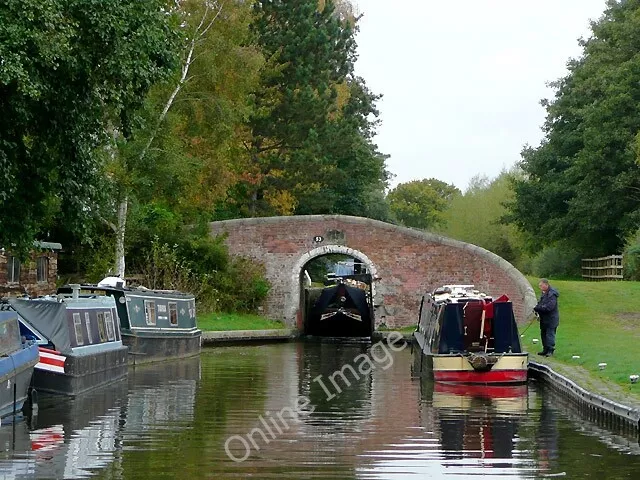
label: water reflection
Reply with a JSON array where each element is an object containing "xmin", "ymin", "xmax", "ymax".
[
  {"xmin": 0, "ymin": 379, "xmax": 127, "ymax": 479},
  {"xmin": 431, "ymin": 382, "xmax": 527, "ymax": 463},
  {"xmin": 123, "ymin": 357, "xmax": 200, "ymax": 434},
  {"xmin": 0, "ymin": 344, "xmax": 638, "ymax": 479},
  {"xmin": 357, "ymin": 378, "xmax": 531, "ymax": 479},
  {"xmin": 0, "ymin": 356, "xmax": 201, "ymax": 479}
]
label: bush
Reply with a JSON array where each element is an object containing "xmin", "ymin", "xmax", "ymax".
[
  {"xmin": 135, "ymin": 235, "xmax": 270, "ymax": 314},
  {"xmin": 531, "ymin": 244, "xmax": 582, "ymax": 279},
  {"xmin": 213, "ymin": 257, "xmax": 271, "ymax": 312},
  {"xmin": 623, "ymin": 228, "xmax": 640, "ymax": 280}
]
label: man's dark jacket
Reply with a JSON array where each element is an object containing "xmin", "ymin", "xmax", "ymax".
[{"xmin": 534, "ymin": 287, "xmax": 560, "ymax": 327}]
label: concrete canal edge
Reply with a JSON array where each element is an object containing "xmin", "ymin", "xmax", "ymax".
[
  {"xmin": 201, "ymin": 329, "xmax": 298, "ymax": 345},
  {"xmin": 528, "ymin": 360, "xmax": 640, "ymax": 436},
  {"xmin": 201, "ymin": 329, "xmax": 414, "ymax": 346}
]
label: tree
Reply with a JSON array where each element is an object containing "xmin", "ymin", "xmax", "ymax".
[
  {"xmin": 439, "ymin": 171, "xmax": 528, "ymax": 266},
  {"xmin": 387, "ymin": 178, "xmax": 460, "ymax": 230},
  {"xmin": 107, "ymin": 0, "xmax": 263, "ymax": 277},
  {"xmin": 228, "ymin": 0, "xmax": 389, "ymax": 218},
  {"xmin": 0, "ymin": 0, "xmax": 179, "ymax": 255},
  {"xmin": 509, "ymin": 0, "xmax": 640, "ymax": 256}
]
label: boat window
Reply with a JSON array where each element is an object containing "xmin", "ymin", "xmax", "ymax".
[
  {"xmin": 6, "ymin": 255, "xmax": 20, "ymax": 283},
  {"xmin": 97, "ymin": 312, "xmax": 107, "ymax": 342},
  {"xmin": 36, "ymin": 256, "xmax": 49, "ymax": 283},
  {"xmin": 73, "ymin": 313, "xmax": 84, "ymax": 345},
  {"xmin": 144, "ymin": 300, "xmax": 156, "ymax": 326},
  {"xmin": 84, "ymin": 312, "xmax": 92, "ymax": 344},
  {"xmin": 169, "ymin": 302, "xmax": 178, "ymax": 325},
  {"xmin": 104, "ymin": 311, "xmax": 115, "ymax": 341}
]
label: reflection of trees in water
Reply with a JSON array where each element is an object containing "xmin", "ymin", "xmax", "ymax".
[
  {"xmin": 529, "ymin": 384, "xmax": 640, "ymax": 479},
  {"xmin": 298, "ymin": 341, "xmax": 373, "ymax": 425},
  {"xmin": 118, "ymin": 351, "xmax": 267, "ymax": 478}
]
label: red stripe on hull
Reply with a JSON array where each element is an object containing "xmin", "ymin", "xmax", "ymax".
[
  {"xmin": 434, "ymin": 369, "xmax": 527, "ymax": 384},
  {"xmin": 39, "ymin": 347, "xmax": 61, "ymax": 355},
  {"xmin": 39, "ymin": 357, "xmax": 65, "ymax": 368},
  {"xmin": 434, "ymin": 382, "xmax": 527, "ymax": 398}
]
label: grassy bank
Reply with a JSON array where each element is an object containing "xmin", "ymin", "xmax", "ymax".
[
  {"xmin": 520, "ymin": 278, "xmax": 640, "ymax": 401},
  {"xmin": 378, "ymin": 325, "xmax": 416, "ymax": 334},
  {"xmin": 198, "ymin": 312, "xmax": 286, "ymax": 331}
]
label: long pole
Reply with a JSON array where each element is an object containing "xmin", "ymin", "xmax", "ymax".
[
  {"xmin": 12, "ymin": 383, "xmax": 16, "ymax": 450},
  {"xmin": 520, "ymin": 313, "xmax": 539, "ymax": 337}
]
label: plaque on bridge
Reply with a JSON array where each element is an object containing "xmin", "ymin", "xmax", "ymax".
[{"xmin": 325, "ymin": 229, "xmax": 346, "ymax": 244}]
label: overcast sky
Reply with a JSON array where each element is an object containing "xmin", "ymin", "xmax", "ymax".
[{"xmin": 353, "ymin": 0, "xmax": 608, "ymax": 191}]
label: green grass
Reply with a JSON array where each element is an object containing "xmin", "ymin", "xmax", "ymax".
[
  {"xmin": 521, "ymin": 277, "xmax": 640, "ymax": 399},
  {"xmin": 198, "ymin": 312, "xmax": 286, "ymax": 331},
  {"xmin": 377, "ymin": 325, "xmax": 416, "ymax": 334}
]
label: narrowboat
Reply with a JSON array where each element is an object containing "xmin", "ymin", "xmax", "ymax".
[
  {"xmin": 9, "ymin": 286, "xmax": 128, "ymax": 396},
  {"xmin": 0, "ymin": 307, "xmax": 39, "ymax": 420},
  {"xmin": 414, "ymin": 285, "xmax": 528, "ymax": 384},
  {"xmin": 306, "ymin": 275, "xmax": 373, "ymax": 337},
  {"xmin": 58, "ymin": 279, "xmax": 201, "ymax": 365}
]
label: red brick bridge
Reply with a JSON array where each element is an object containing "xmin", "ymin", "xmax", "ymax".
[{"xmin": 209, "ymin": 215, "xmax": 536, "ymax": 329}]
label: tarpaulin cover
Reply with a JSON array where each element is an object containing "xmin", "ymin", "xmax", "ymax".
[
  {"xmin": 492, "ymin": 301, "xmax": 522, "ymax": 353},
  {"xmin": 438, "ymin": 304, "xmax": 465, "ymax": 353},
  {"xmin": 312, "ymin": 284, "xmax": 371, "ymax": 324},
  {"xmin": 9, "ymin": 298, "xmax": 71, "ymax": 354}
]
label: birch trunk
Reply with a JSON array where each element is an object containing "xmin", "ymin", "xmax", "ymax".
[
  {"xmin": 115, "ymin": 196, "xmax": 128, "ymax": 278},
  {"xmin": 139, "ymin": 2, "xmax": 223, "ymax": 162},
  {"xmin": 109, "ymin": 3, "xmax": 223, "ymax": 278}
]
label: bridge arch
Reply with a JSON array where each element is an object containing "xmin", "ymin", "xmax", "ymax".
[
  {"xmin": 287, "ymin": 244, "xmax": 379, "ymax": 331},
  {"xmin": 209, "ymin": 215, "xmax": 536, "ymax": 329}
]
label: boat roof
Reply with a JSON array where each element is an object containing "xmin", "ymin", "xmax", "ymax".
[
  {"xmin": 58, "ymin": 283, "xmax": 195, "ymax": 299},
  {"xmin": 431, "ymin": 285, "xmax": 490, "ymax": 304}
]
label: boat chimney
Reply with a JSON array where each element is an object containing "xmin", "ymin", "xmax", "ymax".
[{"xmin": 69, "ymin": 284, "xmax": 81, "ymax": 300}]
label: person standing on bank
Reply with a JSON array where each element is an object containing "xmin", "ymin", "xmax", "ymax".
[{"xmin": 533, "ymin": 278, "xmax": 559, "ymax": 357}]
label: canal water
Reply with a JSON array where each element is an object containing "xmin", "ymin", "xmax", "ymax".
[{"xmin": 0, "ymin": 341, "xmax": 639, "ymax": 479}]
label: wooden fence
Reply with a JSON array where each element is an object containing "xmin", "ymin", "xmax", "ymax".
[{"xmin": 581, "ymin": 255, "xmax": 624, "ymax": 281}]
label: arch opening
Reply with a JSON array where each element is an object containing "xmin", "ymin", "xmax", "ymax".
[{"xmin": 288, "ymin": 245, "xmax": 379, "ymax": 337}]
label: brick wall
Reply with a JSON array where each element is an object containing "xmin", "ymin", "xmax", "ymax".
[
  {"xmin": 209, "ymin": 215, "xmax": 537, "ymax": 329},
  {"xmin": 0, "ymin": 250, "xmax": 58, "ymax": 297}
]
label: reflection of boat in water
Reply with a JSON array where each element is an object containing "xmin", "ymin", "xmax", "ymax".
[
  {"xmin": 0, "ymin": 357, "xmax": 201, "ymax": 479},
  {"xmin": 306, "ymin": 275, "xmax": 373, "ymax": 337},
  {"xmin": 432, "ymin": 382, "xmax": 528, "ymax": 415},
  {"xmin": 0, "ymin": 379, "xmax": 128, "ymax": 479},
  {"xmin": 414, "ymin": 285, "xmax": 528, "ymax": 384},
  {"xmin": 423, "ymin": 378, "xmax": 528, "ymax": 462},
  {"xmin": 123, "ymin": 356, "xmax": 201, "ymax": 433}
]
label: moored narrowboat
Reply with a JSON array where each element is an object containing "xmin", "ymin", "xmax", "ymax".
[
  {"xmin": 58, "ymin": 280, "xmax": 201, "ymax": 365},
  {"xmin": 0, "ymin": 307, "xmax": 39, "ymax": 419},
  {"xmin": 9, "ymin": 287, "xmax": 128, "ymax": 396},
  {"xmin": 414, "ymin": 285, "xmax": 528, "ymax": 384},
  {"xmin": 305, "ymin": 274, "xmax": 374, "ymax": 337}
]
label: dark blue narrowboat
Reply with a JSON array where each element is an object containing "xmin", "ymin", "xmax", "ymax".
[
  {"xmin": 0, "ymin": 307, "xmax": 39, "ymax": 420},
  {"xmin": 58, "ymin": 280, "xmax": 201, "ymax": 365},
  {"xmin": 9, "ymin": 287, "xmax": 128, "ymax": 396}
]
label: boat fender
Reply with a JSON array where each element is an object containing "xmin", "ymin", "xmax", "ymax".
[{"xmin": 467, "ymin": 353, "xmax": 494, "ymax": 372}]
